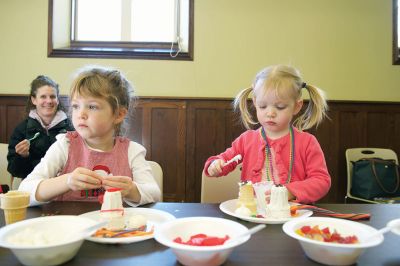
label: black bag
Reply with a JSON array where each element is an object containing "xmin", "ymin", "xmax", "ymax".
[{"xmin": 351, "ymin": 158, "xmax": 400, "ymax": 200}]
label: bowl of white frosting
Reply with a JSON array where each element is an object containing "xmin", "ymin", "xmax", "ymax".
[{"xmin": 0, "ymin": 215, "xmax": 97, "ymax": 266}]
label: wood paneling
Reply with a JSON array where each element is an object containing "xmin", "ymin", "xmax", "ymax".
[
  {"xmin": 1, "ymin": 95, "xmax": 399, "ymax": 203},
  {"xmin": 127, "ymin": 100, "xmax": 186, "ymax": 202}
]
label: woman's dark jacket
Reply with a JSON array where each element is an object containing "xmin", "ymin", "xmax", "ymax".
[{"xmin": 7, "ymin": 117, "xmax": 74, "ymax": 179}]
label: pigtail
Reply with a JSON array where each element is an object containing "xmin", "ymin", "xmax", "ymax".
[
  {"xmin": 233, "ymin": 87, "xmax": 257, "ymax": 129},
  {"xmin": 293, "ymin": 84, "xmax": 328, "ymax": 131}
]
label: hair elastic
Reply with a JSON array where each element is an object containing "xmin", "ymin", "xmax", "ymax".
[{"xmin": 302, "ymin": 82, "xmax": 307, "ymax": 88}]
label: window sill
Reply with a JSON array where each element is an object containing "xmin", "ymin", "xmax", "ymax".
[{"xmin": 48, "ymin": 46, "xmax": 193, "ymax": 61}]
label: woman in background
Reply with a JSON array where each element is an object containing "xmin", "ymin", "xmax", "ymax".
[{"xmin": 7, "ymin": 75, "xmax": 73, "ymax": 187}]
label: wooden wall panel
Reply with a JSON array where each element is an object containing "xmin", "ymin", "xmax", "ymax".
[
  {"xmin": 133, "ymin": 100, "xmax": 186, "ymax": 202},
  {"xmin": 309, "ymin": 113, "xmax": 341, "ymax": 203},
  {"xmin": 1, "ymin": 95, "xmax": 399, "ymax": 203},
  {"xmin": 185, "ymin": 101, "xmax": 247, "ymax": 202},
  {"xmin": 0, "ymin": 96, "xmax": 27, "ymax": 142},
  {"xmin": 151, "ymin": 107, "xmax": 183, "ymax": 201},
  {"xmin": 126, "ymin": 108, "xmax": 143, "ymax": 144}
]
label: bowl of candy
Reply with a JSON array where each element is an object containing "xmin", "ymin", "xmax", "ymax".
[
  {"xmin": 282, "ymin": 217, "xmax": 384, "ymax": 266},
  {"xmin": 0, "ymin": 215, "xmax": 97, "ymax": 266},
  {"xmin": 154, "ymin": 217, "xmax": 250, "ymax": 266}
]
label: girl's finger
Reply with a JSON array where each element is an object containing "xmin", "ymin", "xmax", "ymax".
[
  {"xmin": 102, "ymin": 180, "xmax": 128, "ymax": 189},
  {"xmin": 77, "ymin": 168, "xmax": 103, "ymax": 181},
  {"xmin": 103, "ymin": 175, "xmax": 129, "ymax": 181},
  {"xmin": 68, "ymin": 173, "xmax": 101, "ymax": 189},
  {"xmin": 81, "ymin": 174, "xmax": 103, "ymax": 185}
]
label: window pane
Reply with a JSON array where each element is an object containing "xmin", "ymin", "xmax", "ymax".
[
  {"xmin": 75, "ymin": 0, "xmax": 122, "ymax": 41},
  {"xmin": 131, "ymin": 0, "xmax": 175, "ymax": 42},
  {"xmin": 49, "ymin": 0, "xmax": 193, "ymax": 60}
]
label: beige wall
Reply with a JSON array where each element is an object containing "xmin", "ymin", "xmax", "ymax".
[{"xmin": 0, "ymin": 0, "xmax": 399, "ymax": 101}]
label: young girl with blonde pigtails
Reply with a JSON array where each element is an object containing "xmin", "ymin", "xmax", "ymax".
[
  {"xmin": 19, "ymin": 66, "xmax": 161, "ymax": 206},
  {"xmin": 204, "ymin": 65, "xmax": 331, "ymax": 204}
]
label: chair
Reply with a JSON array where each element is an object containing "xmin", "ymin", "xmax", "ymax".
[
  {"xmin": 148, "ymin": 161, "xmax": 163, "ymax": 201},
  {"xmin": 201, "ymin": 164, "xmax": 241, "ymax": 203},
  {"xmin": 0, "ymin": 143, "xmax": 12, "ymax": 188},
  {"xmin": 345, "ymin": 148, "xmax": 398, "ymax": 204}
]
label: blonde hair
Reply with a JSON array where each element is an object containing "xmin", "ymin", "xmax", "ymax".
[
  {"xmin": 70, "ymin": 66, "xmax": 136, "ymax": 135},
  {"xmin": 234, "ymin": 65, "xmax": 328, "ymax": 131}
]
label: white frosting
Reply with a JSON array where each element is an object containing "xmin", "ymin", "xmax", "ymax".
[
  {"xmin": 265, "ymin": 185, "xmax": 290, "ymax": 219},
  {"xmin": 235, "ymin": 204, "xmax": 252, "ymax": 217},
  {"xmin": 7, "ymin": 228, "xmax": 68, "ymax": 246},
  {"xmin": 253, "ymin": 181, "xmax": 274, "ymax": 216},
  {"xmin": 127, "ymin": 214, "xmax": 147, "ymax": 229},
  {"xmin": 101, "ymin": 190, "xmax": 123, "ymax": 210},
  {"xmin": 101, "ymin": 190, "xmax": 125, "ymax": 230}
]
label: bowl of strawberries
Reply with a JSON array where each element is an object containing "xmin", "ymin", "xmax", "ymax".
[
  {"xmin": 282, "ymin": 217, "xmax": 384, "ymax": 266},
  {"xmin": 154, "ymin": 217, "xmax": 250, "ymax": 266}
]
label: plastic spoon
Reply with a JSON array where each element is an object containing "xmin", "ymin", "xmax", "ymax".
[
  {"xmin": 388, "ymin": 218, "xmax": 400, "ymax": 235},
  {"xmin": 223, "ymin": 154, "xmax": 242, "ymax": 167},
  {"xmin": 225, "ymin": 224, "xmax": 266, "ymax": 245},
  {"xmin": 365, "ymin": 218, "xmax": 400, "ymax": 242},
  {"xmin": 27, "ymin": 132, "xmax": 40, "ymax": 143}
]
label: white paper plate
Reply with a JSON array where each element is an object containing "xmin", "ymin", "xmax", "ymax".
[
  {"xmin": 79, "ymin": 208, "xmax": 175, "ymax": 244},
  {"xmin": 219, "ymin": 199, "xmax": 313, "ymax": 224}
]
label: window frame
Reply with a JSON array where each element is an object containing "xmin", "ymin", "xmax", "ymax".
[
  {"xmin": 47, "ymin": 0, "xmax": 194, "ymax": 61},
  {"xmin": 393, "ymin": 0, "xmax": 399, "ymax": 65}
]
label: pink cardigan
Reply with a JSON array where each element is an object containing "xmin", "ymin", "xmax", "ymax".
[{"xmin": 203, "ymin": 128, "xmax": 331, "ymax": 204}]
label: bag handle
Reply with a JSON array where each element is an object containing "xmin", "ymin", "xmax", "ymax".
[{"xmin": 370, "ymin": 159, "xmax": 400, "ymax": 194}]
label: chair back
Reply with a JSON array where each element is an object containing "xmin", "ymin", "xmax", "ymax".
[
  {"xmin": 345, "ymin": 148, "xmax": 398, "ymax": 203},
  {"xmin": 148, "ymin": 161, "xmax": 163, "ymax": 201},
  {"xmin": 201, "ymin": 165, "xmax": 241, "ymax": 203},
  {"xmin": 0, "ymin": 143, "xmax": 11, "ymax": 187}
]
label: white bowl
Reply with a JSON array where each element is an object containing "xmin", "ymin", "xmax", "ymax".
[
  {"xmin": 154, "ymin": 217, "xmax": 250, "ymax": 266},
  {"xmin": 0, "ymin": 215, "xmax": 97, "ymax": 266},
  {"xmin": 283, "ymin": 217, "xmax": 384, "ymax": 266}
]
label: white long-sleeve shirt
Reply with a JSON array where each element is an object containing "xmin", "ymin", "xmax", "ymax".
[{"xmin": 19, "ymin": 134, "xmax": 161, "ymax": 206}]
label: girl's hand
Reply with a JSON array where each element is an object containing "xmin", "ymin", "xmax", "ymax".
[
  {"xmin": 287, "ymin": 189, "xmax": 295, "ymax": 201},
  {"xmin": 207, "ymin": 159, "xmax": 224, "ymax": 177},
  {"xmin": 102, "ymin": 176, "xmax": 137, "ymax": 198},
  {"xmin": 15, "ymin": 139, "xmax": 30, "ymax": 157},
  {"xmin": 66, "ymin": 167, "xmax": 103, "ymax": 191}
]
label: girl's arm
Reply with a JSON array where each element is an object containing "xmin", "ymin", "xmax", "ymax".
[
  {"xmin": 19, "ymin": 134, "xmax": 103, "ymax": 204},
  {"xmin": 203, "ymin": 133, "xmax": 245, "ymax": 177},
  {"xmin": 18, "ymin": 134, "xmax": 69, "ymax": 205},
  {"xmin": 36, "ymin": 167, "xmax": 103, "ymax": 202},
  {"xmin": 286, "ymin": 135, "xmax": 331, "ymax": 203},
  {"xmin": 123, "ymin": 142, "xmax": 162, "ymax": 206}
]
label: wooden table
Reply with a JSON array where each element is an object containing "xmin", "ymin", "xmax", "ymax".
[{"xmin": 1, "ymin": 202, "xmax": 399, "ymax": 265}]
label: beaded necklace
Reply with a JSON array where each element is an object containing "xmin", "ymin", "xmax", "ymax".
[{"xmin": 260, "ymin": 126, "xmax": 295, "ymax": 185}]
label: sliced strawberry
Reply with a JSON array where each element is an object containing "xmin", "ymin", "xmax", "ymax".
[
  {"xmin": 173, "ymin": 237, "xmax": 183, "ymax": 243},
  {"xmin": 190, "ymin": 234, "xmax": 207, "ymax": 239},
  {"xmin": 300, "ymin": 226, "xmax": 312, "ymax": 234}
]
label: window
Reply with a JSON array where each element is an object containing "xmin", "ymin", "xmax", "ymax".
[
  {"xmin": 394, "ymin": 0, "xmax": 399, "ymax": 65},
  {"xmin": 48, "ymin": 0, "xmax": 194, "ymax": 60}
]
